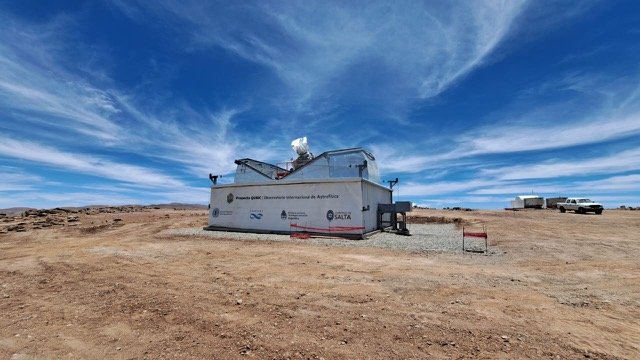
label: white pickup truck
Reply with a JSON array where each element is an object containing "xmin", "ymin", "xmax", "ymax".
[{"xmin": 558, "ymin": 198, "xmax": 604, "ymax": 214}]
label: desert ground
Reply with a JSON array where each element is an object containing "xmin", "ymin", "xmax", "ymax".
[{"xmin": 1, "ymin": 207, "xmax": 639, "ymax": 359}]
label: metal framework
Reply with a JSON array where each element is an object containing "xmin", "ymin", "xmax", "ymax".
[{"xmin": 462, "ymin": 225, "xmax": 488, "ymax": 253}]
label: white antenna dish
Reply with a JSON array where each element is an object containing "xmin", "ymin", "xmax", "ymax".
[
  {"xmin": 291, "ymin": 137, "xmax": 310, "ymax": 156},
  {"xmin": 290, "ymin": 137, "xmax": 313, "ymax": 170}
]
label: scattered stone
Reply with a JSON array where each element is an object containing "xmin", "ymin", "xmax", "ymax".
[
  {"xmin": 501, "ymin": 335, "xmax": 510, "ymax": 342},
  {"xmin": 236, "ymin": 299, "xmax": 243, "ymax": 305},
  {"xmin": 239, "ymin": 345, "xmax": 251, "ymax": 355}
]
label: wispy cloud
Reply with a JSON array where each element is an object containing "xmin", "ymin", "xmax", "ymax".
[
  {"xmin": 0, "ymin": 136, "xmax": 186, "ymax": 188},
  {"xmin": 481, "ymin": 147, "xmax": 640, "ymax": 180},
  {"xmin": 372, "ymin": 70, "xmax": 640, "ymax": 179},
  {"xmin": 0, "ymin": 13, "xmax": 271, "ymax": 181},
  {"xmin": 0, "ymin": 15, "xmax": 123, "ymax": 142},
  {"xmin": 469, "ymin": 173, "xmax": 640, "ymax": 205},
  {"xmin": 114, "ymin": 1, "xmax": 527, "ymax": 106},
  {"xmin": 1, "ymin": 191, "xmax": 142, "ymax": 208},
  {"xmin": 113, "ymin": 96, "xmax": 275, "ymax": 176},
  {"xmin": 0, "ymin": 167, "xmax": 43, "ymax": 192},
  {"xmin": 0, "ymin": 1, "xmax": 637, "ymax": 210},
  {"xmin": 399, "ymin": 178, "xmax": 500, "ymax": 197},
  {"xmin": 459, "ymin": 112, "xmax": 640, "ymax": 155}
]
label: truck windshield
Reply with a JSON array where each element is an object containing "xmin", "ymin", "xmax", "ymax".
[{"xmin": 577, "ymin": 199, "xmax": 592, "ymax": 203}]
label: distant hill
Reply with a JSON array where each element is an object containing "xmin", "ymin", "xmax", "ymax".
[
  {"xmin": 0, "ymin": 207, "xmax": 36, "ymax": 215},
  {"xmin": 147, "ymin": 203, "xmax": 208, "ymax": 209}
]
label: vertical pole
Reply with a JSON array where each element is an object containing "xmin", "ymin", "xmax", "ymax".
[{"xmin": 484, "ymin": 225, "xmax": 488, "ymax": 253}]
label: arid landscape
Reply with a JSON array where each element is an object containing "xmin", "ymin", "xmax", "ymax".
[{"xmin": 1, "ymin": 207, "xmax": 639, "ymax": 359}]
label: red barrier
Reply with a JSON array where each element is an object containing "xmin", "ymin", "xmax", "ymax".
[
  {"xmin": 290, "ymin": 223, "xmax": 365, "ymax": 233},
  {"xmin": 463, "ymin": 231, "xmax": 487, "ymax": 238},
  {"xmin": 290, "ymin": 232, "xmax": 311, "ymax": 239},
  {"xmin": 462, "ymin": 225, "xmax": 488, "ymax": 253}
]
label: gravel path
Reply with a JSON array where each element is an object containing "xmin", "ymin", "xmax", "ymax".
[{"xmin": 162, "ymin": 224, "xmax": 495, "ymax": 253}]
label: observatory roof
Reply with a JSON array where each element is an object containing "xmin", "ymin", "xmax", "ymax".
[
  {"xmin": 516, "ymin": 195, "xmax": 543, "ymax": 200},
  {"xmin": 233, "ymin": 147, "xmax": 381, "ymax": 184}
]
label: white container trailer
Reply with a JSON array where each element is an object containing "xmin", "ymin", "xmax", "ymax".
[
  {"xmin": 510, "ymin": 195, "xmax": 544, "ymax": 209},
  {"xmin": 207, "ymin": 146, "xmax": 393, "ymax": 239}
]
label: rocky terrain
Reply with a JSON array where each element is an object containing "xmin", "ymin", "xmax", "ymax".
[{"xmin": 1, "ymin": 207, "xmax": 638, "ymax": 359}]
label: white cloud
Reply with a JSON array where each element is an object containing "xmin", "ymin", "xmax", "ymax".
[
  {"xmin": 398, "ymin": 179, "xmax": 499, "ymax": 197},
  {"xmin": 0, "ymin": 136, "xmax": 186, "ymax": 189},
  {"xmin": 115, "ymin": 1, "xmax": 526, "ymax": 105},
  {"xmin": 459, "ymin": 112, "xmax": 640, "ymax": 155},
  {"xmin": 112, "ymin": 98, "xmax": 275, "ymax": 176},
  {"xmin": 0, "ymin": 167, "xmax": 43, "ymax": 192},
  {"xmin": 469, "ymin": 172, "xmax": 640, "ymax": 197},
  {"xmin": 584, "ymin": 174, "xmax": 640, "ymax": 191},
  {"xmin": 481, "ymin": 147, "xmax": 640, "ymax": 180},
  {"xmin": 0, "ymin": 191, "xmax": 142, "ymax": 209},
  {"xmin": 0, "ymin": 15, "xmax": 123, "ymax": 142},
  {"xmin": 0, "ymin": 14, "xmax": 273, "ymax": 181}
]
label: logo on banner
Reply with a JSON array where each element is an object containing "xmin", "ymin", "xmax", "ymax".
[
  {"xmin": 212, "ymin": 208, "xmax": 220, "ymax": 218},
  {"xmin": 250, "ymin": 209, "xmax": 263, "ymax": 220},
  {"xmin": 281, "ymin": 210, "xmax": 287, "ymax": 220},
  {"xmin": 327, "ymin": 210, "xmax": 351, "ymax": 221},
  {"xmin": 326, "ymin": 210, "xmax": 334, "ymax": 222},
  {"xmin": 227, "ymin": 193, "xmax": 234, "ymax": 203}
]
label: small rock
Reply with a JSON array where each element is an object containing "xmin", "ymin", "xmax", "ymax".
[
  {"xmin": 501, "ymin": 335, "xmax": 510, "ymax": 342},
  {"xmin": 236, "ymin": 299, "xmax": 243, "ymax": 305},
  {"xmin": 116, "ymin": 347, "xmax": 121, "ymax": 351}
]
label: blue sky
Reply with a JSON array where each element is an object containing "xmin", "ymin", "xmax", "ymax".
[{"xmin": 1, "ymin": 0, "xmax": 639, "ymax": 209}]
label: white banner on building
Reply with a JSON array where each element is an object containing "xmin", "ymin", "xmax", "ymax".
[{"xmin": 209, "ymin": 180, "xmax": 365, "ymax": 233}]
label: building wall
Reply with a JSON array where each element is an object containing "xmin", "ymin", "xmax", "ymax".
[
  {"xmin": 361, "ymin": 180, "xmax": 392, "ymax": 232},
  {"xmin": 208, "ymin": 179, "xmax": 369, "ymax": 236}
]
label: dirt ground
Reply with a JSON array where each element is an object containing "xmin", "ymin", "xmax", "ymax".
[{"xmin": 1, "ymin": 207, "xmax": 639, "ymax": 359}]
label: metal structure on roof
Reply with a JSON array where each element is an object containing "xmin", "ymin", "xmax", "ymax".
[{"xmin": 234, "ymin": 147, "xmax": 381, "ymax": 185}]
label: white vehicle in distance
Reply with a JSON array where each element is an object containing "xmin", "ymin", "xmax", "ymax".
[{"xmin": 557, "ymin": 198, "xmax": 604, "ymax": 215}]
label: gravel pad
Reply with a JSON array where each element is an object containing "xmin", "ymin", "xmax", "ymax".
[{"xmin": 163, "ymin": 224, "xmax": 494, "ymax": 253}]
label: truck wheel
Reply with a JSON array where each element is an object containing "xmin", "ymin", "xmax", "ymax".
[
  {"xmin": 595, "ymin": 209, "xmax": 603, "ymax": 215},
  {"xmin": 559, "ymin": 207, "xmax": 566, "ymax": 213},
  {"xmin": 577, "ymin": 207, "xmax": 584, "ymax": 214}
]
